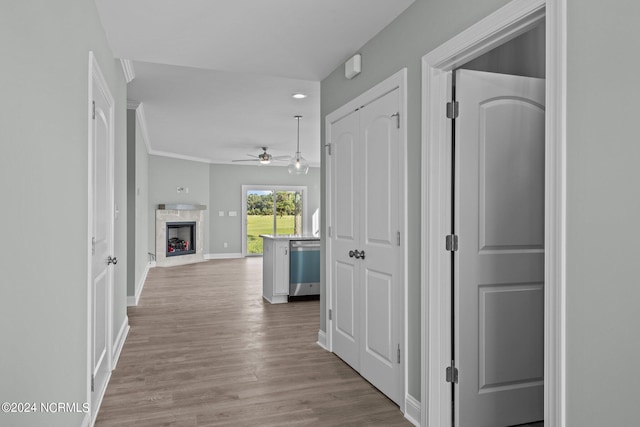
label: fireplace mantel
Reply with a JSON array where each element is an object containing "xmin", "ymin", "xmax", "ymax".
[{"xmin": 157, "ymin": 204, "xmax": 206, "ymax": 211}]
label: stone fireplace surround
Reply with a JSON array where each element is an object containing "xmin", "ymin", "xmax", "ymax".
[{"xmin": 155, "ymin": 204, "xmax": 206, "ymax": 267}]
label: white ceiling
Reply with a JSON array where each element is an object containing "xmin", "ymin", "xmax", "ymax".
[{"xmin": 95, "ymin": 0, "xmax": 415, "ymax": 166}]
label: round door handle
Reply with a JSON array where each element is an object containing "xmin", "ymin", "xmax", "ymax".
[
  {"xmin": 107, "ymin": 256, "xmax": 118, "ymax": 265},
  {"xmin": 349, "ymin": 250, "xmax": 355, "ymax": 258},
  {"xmin": 359, "ymin": 250, "xmax": 365, "ymax": 260}
]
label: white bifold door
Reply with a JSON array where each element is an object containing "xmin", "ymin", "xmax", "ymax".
[
  {"xmin": 455, "ymin": 69, "xmax": 545, "ymax": 426},
  {"xmin": 330, "ymin": 88, "xmax": 402, "ymax": 405}
]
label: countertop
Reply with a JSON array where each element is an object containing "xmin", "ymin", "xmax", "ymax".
[{"xmin": 259, "ymin": 234, "xmax": 320, "ymax": 241}]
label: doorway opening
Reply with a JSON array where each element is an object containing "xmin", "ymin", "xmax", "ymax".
[{"xmin": 421, "ymin": 1, "xmax": 566, "ymax": 426}]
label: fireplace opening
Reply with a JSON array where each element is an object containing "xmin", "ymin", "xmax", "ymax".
[{"xmin": 166, "ymin": 221, "xmax": 196, "ymax": 257}]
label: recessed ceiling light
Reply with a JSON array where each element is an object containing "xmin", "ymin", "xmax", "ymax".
[{"xmin": 292, "ymin": 93, "xmax": 307, "ymax": 99}]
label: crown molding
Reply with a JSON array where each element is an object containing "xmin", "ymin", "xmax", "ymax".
[
  {"xmin": 127, "ymin": 100, "xmax": 140, "ymax": 109},
  {"xmin": 134, "ymin": 103, "xmax": 152, "ymax": 154},
  {"xmin": 120, "ymin": 59, "xmax": 135, "ymax": 83}
]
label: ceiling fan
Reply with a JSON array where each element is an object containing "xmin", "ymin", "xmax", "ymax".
[{"xmin": 232, "ymin": 147, "xmax": 289, "ymax": 165}]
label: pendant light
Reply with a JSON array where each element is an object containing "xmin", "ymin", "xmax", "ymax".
[{"xmin": 288, "ymin": 115, "xmax": 309, "ymax": 175}]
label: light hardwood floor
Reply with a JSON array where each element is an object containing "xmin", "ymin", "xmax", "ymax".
[{"xmin": 96, "ymin": 258, "xmax": 411, "ymax": 426}]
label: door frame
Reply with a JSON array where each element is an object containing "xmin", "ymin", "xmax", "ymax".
[
  {"xmin": 241, "ymin": 184, "xmax": 308, "ymax": 257},
  {"xmin": 324, "ymin": 68, "xmax": 408, "ymax": 410},
  {"xmin": 86, "ymin": 51, "xmax": 116, "ymax": 425},
  {"xmin": 420, "ymin": 0, "xmax": 566, "ymax": 426}
]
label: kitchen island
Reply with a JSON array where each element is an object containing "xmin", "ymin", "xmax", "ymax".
[{"xmin": 260, "ymin": 235, "xmax": 320, "ymax": 304}]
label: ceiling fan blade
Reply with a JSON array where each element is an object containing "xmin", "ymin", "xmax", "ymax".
[
  {"xmin": 232, "ymin": 159, "xmax": 259, "ymax": 162},
  {"xmin": 272, "ymin": 155, "xmax": 291, "ymax": 160}
]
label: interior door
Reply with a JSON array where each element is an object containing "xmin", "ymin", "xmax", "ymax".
[
  {"xmin": 90, "ymin": 73, "xmax": 114, "ymax": 409},
  {"xmin": 330, "ymin": 110, "xmax": 360, "ymax": 370},
  {"xmin": 455, "ymin": 69, "xmax": 545, "ymax": 426},
  {"xmin": 359, "ymin": 89, "xmax": 401, "ymax": 404},
  {"xmin": 329, "ymin": 88, "xmax": 402, "ymax": 405}
]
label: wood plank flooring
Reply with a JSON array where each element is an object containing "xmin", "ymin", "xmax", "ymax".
[{"xmin": 96, "ymin": 258, "xmax": 411, "ymax": 426}]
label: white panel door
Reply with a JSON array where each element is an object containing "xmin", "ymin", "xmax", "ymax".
[
  {"xmin": 329, "ymin": 88, "xmax": 402, "ymax": 406},
  {"xmin": 456, "ymin": 69, "xmax": 545, "ymax": 427},
  {"xmin": 331, "ymin": 110, "xmax": 360, "ymax": 370},
  {"xmin": 90, "ymin": 71, "xmax": 114, "ymax": 410},
  {"xmin": 359, "ymin": 89, "xmax": 401, "ymax": 404}
]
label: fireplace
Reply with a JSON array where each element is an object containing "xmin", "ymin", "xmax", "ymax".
[
  {"xmin": 155, "ymin": 204, "xmax": 206, "ymax": 267},
  {"xmin": 166, "ymin": 222, "xmax": 196, "ymax": 257}
]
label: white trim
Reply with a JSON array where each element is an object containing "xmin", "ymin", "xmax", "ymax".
[
  {"xmin": 120, "ymin": 59, "xmax": 135, "ymax": 83},
  {"xmin": 241, "ymin": 185, "xmax": 309, "ymax": 257},
  {"xmin": 420, "ymin": 0, "xmax": 565, "ymax": 426},
  {"xmin": 204, "ymin": 253, "xmax": 244, "ymax": 260},
  {"xmin": 127, "ymin": 99, "xmax": 140, "ymax": 110},
  {"xmin": 316, "ymin": 329, "xmax": 328, "ymax": 351},
  {"xmin": 127, "ymin": 261, "xmax": 151, "ymax": 306},
  {"xmin": 404, "ymin": 394, "xmax": 422, "ymax": 427},
  {"xmin": 80, "ymin": 413, "xmax": 90, "ymax": 427},
  {"xmin": 134, "ymin": 103, "xmax": 152, "ymax": 154},
  {"xmin": 324, "ymin": 68, "xmax": 408, "ymax": 410},
  {"xmin": 544, "ymin": 0, "xmax": 567, "ymax": 425},
  {"xmin": 87, "ymin": 51, "xmax": 116, "ymax": 425},
  {"xmin": 90, "ymin": 368, "xmax": 111, "ymax": 427},
  {"xmin": 112, "ymin": 316, "xmax": 130, "ymax": 369}
]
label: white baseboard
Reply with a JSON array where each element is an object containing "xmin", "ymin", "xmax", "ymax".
[
  {"xmin": 127, "ymin": 261, "xmax": 151, "ymax": 306},
  {"xmin": 404, "ymin": 394, "xmax": 421, "ymax": 427},
  {"xmin": 205, "ymin": 253, "xmax": 244, "ymax": 260},
  {"xmin": 80, "ymin": 412, "xmax": 90, "ymax": 427},
  {"xmin": 316, "ymin": 329, "xmax": 329, "ymax": 351},
  {"xmin": 112, "ymin": 316, "xmax": 130, "ymax": 369}
]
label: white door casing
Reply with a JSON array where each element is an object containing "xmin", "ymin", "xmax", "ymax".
[
  {"xmin": 421, "ymin": 1, "xmax": 567, "ymax": 426},
  {"xmin": 455, "ymin": 69, "xmax": 545, "ymax": 426},
  {"xmin": 87, "ymin": 52, "xmax": 115, "ymax": 423},
  {"xmin": 327, "ymin": 70, "xmax": 406, "ymax": 407}
]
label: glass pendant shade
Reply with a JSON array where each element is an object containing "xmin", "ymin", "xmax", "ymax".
[
  {"xmin": 288, "ymin": 115, "xmax": 309, "ymax": 175},
  {"xmin": 287, "ymin": 153, "xmax": 309, "ymax": 175}
]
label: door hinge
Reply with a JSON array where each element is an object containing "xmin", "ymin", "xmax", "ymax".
[
  {"xmin": 91, "ymin": 237, "xmax": 96, "ymax": 255},
  {"xmin": 397, "ymin": 231, "xmax": 401, "ymax": 246},
  {"xmin": 445, "ymin": 234, "xmax": 458, "ymax": 252},
  {"xmin": 92, "ymin": 100, "xmax": 96, "ymax": 120},
  {"xmin": 325, "ymin": 143, "xmax": 332, "ymax": 155},
  {"xmin": 446, "ymin": 365, "xmax": 459, "ymax": 384},
  {"xmin": 391, "ymin": 112, "xmax": 400, "ymax": 129},
  {"xmin": 91, "ymin": 374, "xmax": 95, "ymax": 392},
  {"xmin": 446, "ymin": 101, "xmax": 459, "ymax": 119},
  {"xmin": 329, "ymin": 309, "xmax": 332, "ymax": 320},
  {"xmin": 327, "ymin": 226, "xmax": 332, "ymax": 238},
  {"xmin": 397, "ymin": 344, "xmax": 401, "ymax": 363}
]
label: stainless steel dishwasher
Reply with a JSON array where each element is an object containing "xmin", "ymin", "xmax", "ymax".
[{"xmin": 289, "ymin": 240, "xmax": 320, "ymax": 296}]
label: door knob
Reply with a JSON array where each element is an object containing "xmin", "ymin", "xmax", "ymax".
[
  {"xmin": 107, "ymin": 256, "xmax": 118, "ymax": 265},
  {"xmin": 358, "ymin": 250, "xmax": 365, "ymax": 260},
  {"xmin": 349, "ymin": 250, "xmax": 356, "ymax": 258}
]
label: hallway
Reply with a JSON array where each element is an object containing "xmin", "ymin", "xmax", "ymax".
[{"xmin": 95, "ymin": 258, "xmax": 410, "ymax": 426}]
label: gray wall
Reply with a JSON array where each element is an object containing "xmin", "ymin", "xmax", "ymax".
[
  {"xmin": 127, "ymin": 110, "xmax": 150, "ymax": 298},
  {"xmin": 148, "ymin": 155, "xmax": 211, "ymax": 253},
  {"xmin": 320, "ymin": 0, "xmax": 512, "ymax": 401},
  {"xmin": 0, "ymin": 1, "xmax": 127, "ymax": 426},
  {"xmin": 209, "ymin": 164, "xmax": 320, "ymax": 254},
  {"xmin": 565, "ymin": 0, "xmax": 640, "ymax": 424}
]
